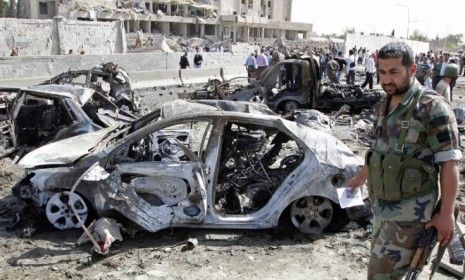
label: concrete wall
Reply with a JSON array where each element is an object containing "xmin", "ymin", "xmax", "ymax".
[
  {"xmin": 345, "ymin": 34, "xmax": 430, "ymax": 55},
  {"xmin": 0, "ymin": 17, "xmax": 126, "ymax": 57},
  {"xmin": 0, "ymin": 51, "xmax": 249, "ymax": 80}
]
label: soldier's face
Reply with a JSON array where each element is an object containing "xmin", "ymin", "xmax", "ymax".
[{"xmin": 378, "ymin": 57, "xmax": 416, "ymax": 96}]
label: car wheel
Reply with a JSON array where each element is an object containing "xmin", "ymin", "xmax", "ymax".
[
  {"xmin": 45, "ymin": 191, "xmax": 88, "ymax": 230},
  {"xmin": 284, "ymin": 101, "xmax": 299, "ymax": 112},
  {"xmin": 290, "ymin": 196, "xmax": 348, "ymax": 234}
]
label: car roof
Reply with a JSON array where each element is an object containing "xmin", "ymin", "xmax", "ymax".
[
  {"xmin": 160, "ymin": 99, "xmax": 277, "ymax": 118},
  {"xmin": 30, "ymin": 84, "xmax": 95, "ymax": 105}
]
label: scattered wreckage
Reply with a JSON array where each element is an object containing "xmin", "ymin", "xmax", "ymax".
[
  {"xmin": 189, "ymin": 58, "xmax": 385, "ymax": 113},
  {"xmin": 14, "ymin": 100, "xmax": 371, "ymax": 245},
  {"xmin": 0, "ymin": 84, "xmax": 137, "ymax": 159}
]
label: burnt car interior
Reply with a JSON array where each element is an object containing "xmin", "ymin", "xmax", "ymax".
[
  {"xmin": 112, "ymin": 121, "xmax": 212, "ymax": 164},
  {"xmin": 15, "ymin": 94, "xmax": 73, "ymax": 146},
  {"xmin": 214, "ymin": 122, "xmax": 304, "ymax": 215},
  {"xmin": 106, "ymin": 121, "xmax": 212, "ymax": 208}
]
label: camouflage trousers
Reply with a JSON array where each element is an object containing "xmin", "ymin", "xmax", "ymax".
[{"xmin": 367, "ymin": 220, "xmax": 425, "ymax": 280}]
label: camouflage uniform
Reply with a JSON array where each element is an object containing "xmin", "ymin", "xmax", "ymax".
[{"xmin": 367, "ymin": 80, "xmax": 462, "ymax": 280}]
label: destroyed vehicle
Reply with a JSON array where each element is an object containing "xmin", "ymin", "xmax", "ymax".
[
  {"xmin": 213, "ymin": 58, "xmax": 384, "ymax": 113},
  {"xmin": 317, "ymin": 83, "xmax": 385, "ymax": 112},
  {"xmin": 41, "ymin": 63, "xmax": 139, "ymax": 113},
  {"xmin": 0, "ymin": 85, "xmax": 136, "ymax": 158},
  {"xmin": 14, "ymin": 100, "xmax": 370, "ymax": 235}
]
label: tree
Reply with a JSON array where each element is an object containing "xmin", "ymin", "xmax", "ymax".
[
  {"xmin": 0, "ymin": 1, "xmax": 6, "ymax": 17},
  {"xmin": 343, "ymin": 27, "xmax": 355, "ymax": 35},
  {"xmin": 409, "ymin": 29, "xmax": 428, "ymax": 42}
]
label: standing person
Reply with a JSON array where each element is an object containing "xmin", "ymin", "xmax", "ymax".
[
  {"xmin": 135, "ymin": 29, "xmax": 144, "ymax": 49},
  {"xmin": 256, "ymin": 48, "xmax": 269, "ymax": 76},
  {"xmin": 244, "ymin": 52, "xmax": 257, "ymax": 80},
  {"xmin": 346, "ymin": 49, "xmax": 356, "ymax": 85},
  {"xmin": 434, "ymin": 52, "xmax": 451, "ymax": 89},
  {"xmin": 256, "ymin": 49, "xmax": 268, "ymax": 68},
  {"xmin": 348, "ymin": 42, "xmax": 461, "ymax": 279},
  {"xmin": 334, "ymin": 51, "xmax": 347, "ymax": 83},
  {"xmin": 435, "ymin": 63, "xmax": 460, "ymax": 102},
  {"xmin": 266, "ymin": 50, "xmax": 273, "ymax": 66},
  {"xmin": 326, "ymin": 55, "xmax": 340, "ymax": 84},
  {"xmin": 193, "ymin": 47, "xmax": 203, "ymax": 69},
  {"xmin": 179, "ymin": 52, "xmax": 190, "ymax": 69},
  {"xmin": 460, "ymin": 54, "xmax": 465, "ymax": 76},
  {"xmin": 432, "ymin": 56, "xmax": 444, "ymax": 89},
  {"xmin": 374, "ymin": 49, "xmax": 379, "ymax": 84},
  {"xmin": 320, "ymin": 52, "xmax": 328, "ymax": 79},
  {"xmin": 361, "ymin": 52, "xmax": 376, "ymax": 89}
]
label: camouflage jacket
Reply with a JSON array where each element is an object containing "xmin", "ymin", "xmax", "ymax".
[{"xmin": 370, "ymin": 80, "xmax": 462, "ymax": 223}]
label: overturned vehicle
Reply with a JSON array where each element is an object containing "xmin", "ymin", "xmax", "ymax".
[
  {"xmin": 0, "ymin": 84, "xmax": 137, "ymax": 158},
  {"xmin": 40, "ymin": 63, "xmax": 139, "ymax": 113},
  {"xmin": 14, "ymin": 100, "xmax": 370, "ymax": 235},
  {"xmin": 191, "ymin": 57, "xmax": 385, "ymax": 113}
]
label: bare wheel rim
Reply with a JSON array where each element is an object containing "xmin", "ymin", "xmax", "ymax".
[
  {"xmin": 290, "ymin": 196, "xmax": 333, "ymax": 234},
  {"xmin": 45, "ymin": 191, "xmax": 88, "ymax": 230}
]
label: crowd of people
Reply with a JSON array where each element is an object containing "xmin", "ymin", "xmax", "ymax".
[
  {"xmin": 415, "ymin": 51, "xmax": 464, "ymax": 101},
  {"xmin": 243, "ymin": 47, "xmax": 285, "ymax": 80},
  {"xmin": 317, "ymin": 45, "xmax": 465, "ymax": 103}
]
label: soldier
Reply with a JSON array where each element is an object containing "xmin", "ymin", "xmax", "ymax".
[
  {"xmin": 348, "ymin": 42, "xmax": 461, "ymax": 279},
  {"xmin": 435, "ymin": 63, "xmax": 460, "ymax": 102}
]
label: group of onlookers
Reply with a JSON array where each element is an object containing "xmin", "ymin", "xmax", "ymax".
[
  {"xmin": 415, "ymin": 51, "xmax": 464, "ymax": 101},
  {"xmin": 318, "ymin": 46, "xmax": 464, "ymax": 103},
  {"xmin": 244, "ymin": 47, "xmax": 285, "ymax": 79}
]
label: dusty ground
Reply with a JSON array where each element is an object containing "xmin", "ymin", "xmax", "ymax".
[{"xmin": 1, "ymin": 77, "xmax": 465, "ymax": 280}]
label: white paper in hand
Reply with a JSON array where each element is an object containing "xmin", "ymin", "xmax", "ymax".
[{"xmin": 337, "ymin": 187, "xmax": 365, "ymax": 209}]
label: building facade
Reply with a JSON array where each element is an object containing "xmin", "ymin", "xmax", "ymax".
[{"xmin": 19, "ymin": 0, "xmax": 312, "ymax": 42}]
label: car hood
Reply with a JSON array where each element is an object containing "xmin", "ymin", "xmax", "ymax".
[{"xmin": 19, "ymin": 128, "xmax": 113, "ymax": 169}]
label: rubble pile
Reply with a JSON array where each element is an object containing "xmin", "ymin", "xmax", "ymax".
[{"xmin": 61, "ymin": 0, "xmax": 218, "ymax": 19}]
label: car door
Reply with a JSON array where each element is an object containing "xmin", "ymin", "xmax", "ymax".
[
  {"xmin": 96, "ymin": 119, "xmax": 213, "ymax": 232},
  {"xmin": 0, "ymin": 88, "xmax": 22, "ymax": 157},
  {"xmin": 0, "ymin": 92, "xmax": 14, "ymax": 157}
]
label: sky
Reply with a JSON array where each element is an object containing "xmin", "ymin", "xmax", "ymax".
[{"xmin": 291, "ymin": 0, "xmax": 464, "ymax": 40}]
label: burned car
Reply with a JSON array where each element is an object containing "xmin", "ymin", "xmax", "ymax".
[
  {"xmin": 14, "ymin": 100, "xmax": 369, "ymax": 235},
  {"xmin": 0, "ymin": 84, "xmax": 136, "ymax": 158},
  {"xmin": 317, "ymin": 83, "xmax": 384, "ymax": 112},
  {"xmin": 192, "ymin": 57, "xmax": 384, "ymax": 113},
  {"xmin": 40, "ymin": 62, "xmax": 139, "ymax": 113}
]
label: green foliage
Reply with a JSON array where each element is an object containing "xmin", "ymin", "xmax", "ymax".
[{"xmin": 409, "ymin": 30, "xmax": 428, "ymax": 42}]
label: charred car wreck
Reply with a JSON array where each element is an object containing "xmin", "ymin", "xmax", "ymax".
[
  {"xmin": 14, "ymin": 100, "xmax": 370, "ymax": 236},
  {"xmin": 41, "ymin": 63, "xmax": 140, "ymax": 113},
  {"xmin": 0, "ymin": 84, "xmax": 137, "ymax": 158},
  {"xmin": 190, "ymin": 57, "xmax": 385, "ymax": 113}
]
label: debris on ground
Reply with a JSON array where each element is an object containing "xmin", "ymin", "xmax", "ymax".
[{"xmin": 77, "ymin": 217, "xmax": 124, "ymax": 255}]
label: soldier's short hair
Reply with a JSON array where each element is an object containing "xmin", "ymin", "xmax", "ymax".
[{"xmin": 378, "ymin": 42, "xmax": 414, "ymax": 67}]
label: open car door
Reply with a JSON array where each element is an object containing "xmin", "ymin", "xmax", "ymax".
[{"xmin": 0, "ymin": 88, "xmax": 21, "ymax": 157}]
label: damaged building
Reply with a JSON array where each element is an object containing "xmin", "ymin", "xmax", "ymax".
[{"xmin": 18, "ymin": 0, "xmax": 313, "ymax": 43}]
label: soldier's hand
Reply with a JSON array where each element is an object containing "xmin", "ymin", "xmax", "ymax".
[
  {"xmin": 425, "ymin": 212, "xmax": 455, "ymax": 246},
  {"xmin": 347, "ymin": 166, "xmax": 368, "ymax": 190}
]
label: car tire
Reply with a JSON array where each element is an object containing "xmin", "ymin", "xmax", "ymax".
[
  {"xmin": 284, "ymin": 101, "xmax": 299, "ymax": 112},
  {"xmin": 289, "ymin": 196, "xmax": 349, "ymax": 234},
  {"xmin": 45, "ymin": 191, "xmax": 89, "ymax": 230}
]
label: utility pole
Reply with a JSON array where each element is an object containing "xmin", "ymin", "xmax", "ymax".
[{"xmin": 396, "ymin": 3, "xmax": 410, "ymax": 39}]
